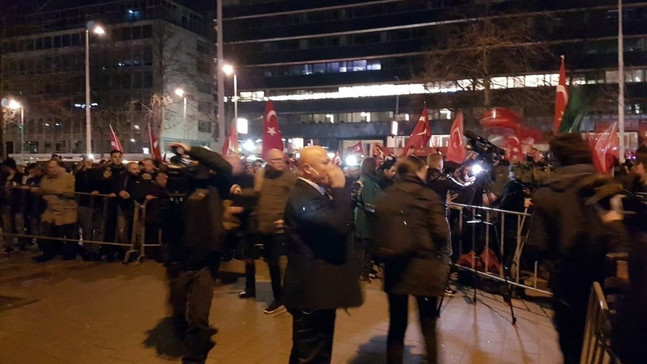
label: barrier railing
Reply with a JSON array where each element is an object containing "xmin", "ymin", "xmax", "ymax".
[
  {"xmin": 1, "ymin": 189, "xmax": 141, "ymax": 263},
  {"xmin": 447, "ymin": 202, "xmax": 551, "ymax": 296},
  {"xmin": 580, "ymin": 282, "xmax": 623, "ymax": 364}
]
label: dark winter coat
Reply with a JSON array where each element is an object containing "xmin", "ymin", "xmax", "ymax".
[
  {"xmin": 426, "ymin": 169, "xmax": 470, "ymax": 205},
  {"xmin": 283, "ymin": 179, "xmax": 364, "ymax": 310},
  {"xmin": 529, "ymin": 164, "xmax": 629, "ymax": 304},
  {"xmin": 377, "ymin": 176, "xmax": 450, "ymax": 297},
  {"xmin": 166, "ymin": 147, "xmax": 232, "ymax": 268},
  {"xmin": 353, "ymin": 173, "xmax": 381, "ymax": 239}
]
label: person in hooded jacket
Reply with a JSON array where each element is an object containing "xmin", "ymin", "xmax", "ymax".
[
  {"xmin": 354, "ymin": 157, "xmax": 382, "ymax": 282},
  {"xmin": 528, "ymin": 133, "xmax": 629, "ymax": 364},
  {"xmin": 374, "ymin": 156, "xmax": 450, "ymax": 364}
]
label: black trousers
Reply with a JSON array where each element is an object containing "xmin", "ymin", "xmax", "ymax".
[
  {"xmin": 288, "ymin": 308, "xmax": 336, "ymax": 364},
  {"xmin": 387, "ymin": 294, "xmax": 438, "ymax": 364},
  {"xmin": 168, "ymin": 264, "xmax": 219, "ymax": 364},
  {"xmin": 38, "ymin": 222, "xmax": 78, "ymax": 259},
  {"xmin": 552, "ymin": 296, "xmax": 587, "ymax": 364},
  {"xmin": 245, "ymin": 234, "xmax": 285, "ymax": 300}
]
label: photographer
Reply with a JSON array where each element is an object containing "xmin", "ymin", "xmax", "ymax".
[{"xmin": 164, "ymin": 142, "xmax": 232, "ymax": 364}]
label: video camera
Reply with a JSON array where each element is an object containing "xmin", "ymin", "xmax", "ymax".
[
  {"xmin": 464, "ymin": 130, "xmax": 506, "ymax": 164},
  {"xmin": 165, "ymin": 146, "xmax": 203, "ymax": 194}
]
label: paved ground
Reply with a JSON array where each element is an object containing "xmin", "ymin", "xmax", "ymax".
[{"xmin": 0, "ymin": 252, "xmax": 563, "ymax": 364}]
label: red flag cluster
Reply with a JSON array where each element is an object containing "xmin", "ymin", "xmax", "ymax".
[{"xmin": 109, "ymin": 124, "xmax": 123, "ymax": 153}]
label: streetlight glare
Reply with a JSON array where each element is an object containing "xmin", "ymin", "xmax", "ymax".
[
  {"xmin": 8, "ymin": 99, "xmax": 22, "ymax": 110},
  {"xmin": 222, "ymin": 64, "xmax": 234, "ymax": 76},
  {"xmin": 93, "ymin": 25, "xmax": 106, "ymax": 35},
  {"xmin": 175, "ymin": 88, "xmax": 185, "ymax": 97}
]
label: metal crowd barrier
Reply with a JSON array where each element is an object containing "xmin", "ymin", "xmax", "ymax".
[
  {"xmin": 0, "ymin": 188, "xmax": 149, "ymax": 264},
  {"xmin": 580, "ymin": 282, "xmax": 623, "ymax": 364},
  {"xmin": 447, "ymin": 202, "xmax": 551, "ymax": 296}
]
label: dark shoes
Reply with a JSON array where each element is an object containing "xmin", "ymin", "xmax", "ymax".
[
  {"xmin": 32, "ymin": 255, "xmax": 53, "ymax": 263},
  {"xmin": 264, "ymin": 300, "xmax": 286, "ymax": 314},
  {"xmin": 238, "ymin": 290, "xmax": 256, "ymax": 299}
]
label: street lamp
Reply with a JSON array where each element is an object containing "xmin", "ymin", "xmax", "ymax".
[
  {"xmin": 222, "ymin": 64, "xmax": 238, "ymax": 121},
  {"xmin": 7, "ymin": 99, "xmax": 24, "ymax": 155},
  {"xmin": 85, "ymin": 22, "xmax": 105, "ymax": 155},
  {"xmin": 174, "ymin": 88, "xmax": 187, "ymax": 127}
]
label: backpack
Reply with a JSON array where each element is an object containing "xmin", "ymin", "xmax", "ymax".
[{"xmin": 373, "ymin": 184, "xmax": 431, "ymax": 257}]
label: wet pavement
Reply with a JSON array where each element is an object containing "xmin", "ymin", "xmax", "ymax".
[{"xmin": 0, "ymin": 252, "xmax": 563, "ymax": 363}]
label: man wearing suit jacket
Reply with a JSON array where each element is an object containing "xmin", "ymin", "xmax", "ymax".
[{"xmin": 283, "ymin": 146, "xmax": 364, "ymax": 364}]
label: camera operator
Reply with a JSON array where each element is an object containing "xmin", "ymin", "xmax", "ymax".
[{"xmin": 164, "ymin": 142, "xmax": 232, "ymax": 364}]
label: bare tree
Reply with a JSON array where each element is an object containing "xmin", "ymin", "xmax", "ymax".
[{"xmin": 420, "ymin": 1, "xmax": 553, "ymax": 119}]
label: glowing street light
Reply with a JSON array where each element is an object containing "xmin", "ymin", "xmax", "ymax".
[
  {"xmin": 7, "ymin": 99, "xmax": 24, "ymax": 155},
  {"xmin": 222, "ymin": 64, "xmax": 238, "ymax": 121},
  {"xmin": 174, "ymin": 88, "xmax": 188, "ymax": 127}
]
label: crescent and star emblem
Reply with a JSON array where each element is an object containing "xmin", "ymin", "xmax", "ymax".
[
  {"xmin": 556, "ymin": 85, "xmax": 568, "ymax": 104},
  {"xmin": 266, "ymin": 111, "xmax": 277, "ymax": 123}
]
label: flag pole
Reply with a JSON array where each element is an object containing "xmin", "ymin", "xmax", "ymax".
[{"xmin": 618, "ymin": 0, "xmax": 626, "ymax": 163}]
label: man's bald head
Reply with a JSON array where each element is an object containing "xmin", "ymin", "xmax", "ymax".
[
  {"xmin": 299, "ymin": 146, "xmax": 332, "ymax": 186},
  {"xmin": 266, "ymin": 148, "xmax": 286, "ymax": 171}
]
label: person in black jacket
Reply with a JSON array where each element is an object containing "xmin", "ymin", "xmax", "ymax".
[
  {"xmin": 165, "ymin": 142, "xmax": 232, "ymax": 364},
  {"xmin": 528, "ymin": 134, "xmax": 629, "ymax": 364},
  {"xmin": 374, "ymin": 156, "xmax": 450, "ymax": 364},
  {"xmin": 283, "ymin": 146, "xmax": 363, "ymax": 364}
]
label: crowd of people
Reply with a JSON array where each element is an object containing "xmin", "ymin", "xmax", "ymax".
[{"xmin": 1, "ymin": 137, "xmax": 646, "ymax": 364}]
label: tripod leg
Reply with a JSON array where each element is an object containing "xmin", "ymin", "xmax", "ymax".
[{"xmin": 502, "ymin": 265, "xmax": 517, "ymax": 325}]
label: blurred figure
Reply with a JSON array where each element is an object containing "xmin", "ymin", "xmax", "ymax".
[
  {"xmin": 354, "ymin": 157, "xmax": 381, "ymax": 282},
  {"xmin": 528, "ymin": 134, "xmax": 628, "ymax": 364},
  {"xmin": 1, "ymin": 158, "xmax": 24, "ymax": 254},
  {"xmin": 283, "ymin": 146, "xmax": 363, "ymax": 363},
  {"xmin": 245, "ymin": 149, "xmax": 297, "ymax": 314},
  {"xmin": 96, "ymin": 150, "xmax": 126, "ymax": 261},
  {"xmin": 252, "ymin": 160, "xmax": 263, "ymax": 175},
  {"xmin": 33, "ymin": 159, "xmax": 79, "ymax": 262},
  {"xmin": 374, "ymin": 156, "xmax": 450, "ymax": 364},
  {"xmin": 165, "ymin": 142, "xmax": 232, "ymax": 364},
  {"xmin": 377, "ymin": 156, "xmax": 397, "ymax": 189},
  {"xmin": 75, "ymin": 156, "xmax": 101, "ymax": 257}
]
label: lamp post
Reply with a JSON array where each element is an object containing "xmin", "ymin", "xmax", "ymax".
[
  {"xmin": 222, "ymin": 64, "xmax": 238, "ymax": 121},
  {"xmin": 7, "ymin": 99, "xmax": 24, "ymax": 155},
  {"xmin": 85, "ymin": 22, "xmax": 105, "ymax": 155},
  {"xmin": 174, "ymin": 88, "xmax": 187, "ymax": 125}
]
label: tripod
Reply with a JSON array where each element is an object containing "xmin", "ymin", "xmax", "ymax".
[{"xmin": 452, "ymin": 169, "xmax": 518, "ymax": 324}]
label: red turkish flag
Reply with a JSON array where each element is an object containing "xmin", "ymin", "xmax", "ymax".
[
  {"xmin": 221, "ymin": 124, "xmax": 239, "ymax": 156},
  {"xmin": 445, "ymin": 112, "xmax": 466, "ymax": 163},
  {"xmin": 109, "ymin": 124, "xmax": 123, "ymax": 152},
  {"xmin": 404, "ymin": 106, "xmax": 431, "ymax": 151},
  {"xmin": 147, "ymin": 122, "xmax": 161, "ymax": 160},
  {"xmin": 593, "ymin": 123, "xmax": 618, "ymax": 173},
  {"xmin": 262, "ymin": 101, "xmax": 284, "ymax": 158},
  {"xmin": 332, "ymin": 151, "xmax": 342, "ymax": 166},
  {"xmin": 347, "ymin": 140, "xmax": 364, "ymax": 154},
  {"xmin": 554, "ymin": 56, "xmax": 568, "ymax": 135},
  {"xmin": 503, "ymin": 136, "xmax": 525, "ymax": 162}
]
